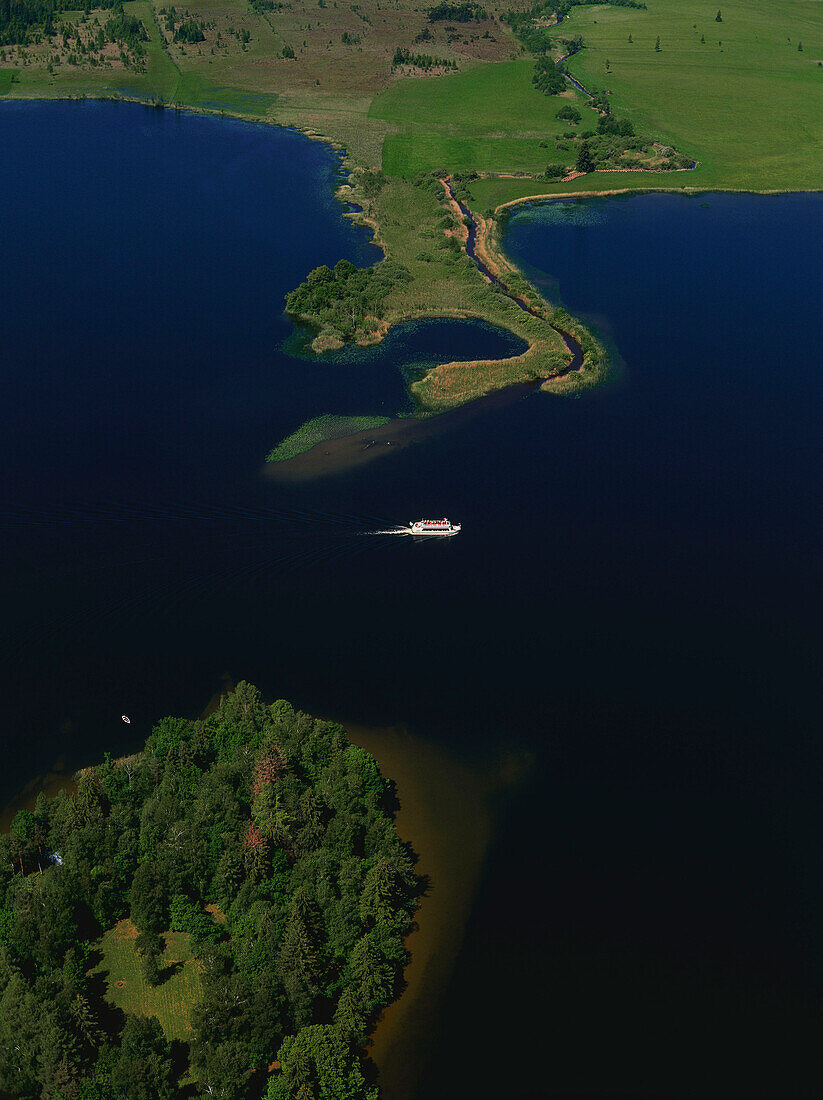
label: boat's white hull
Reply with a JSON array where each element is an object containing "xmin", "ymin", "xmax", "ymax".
[{"xmin": 409, "ymin": 523, "xmax": 461, "ymax": 537}]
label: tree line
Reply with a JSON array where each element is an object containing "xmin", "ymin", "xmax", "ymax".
[
  {"xmin": 0, "ymin": 682, "xmax": 422, "ymax": 1098},
  {"xmin": 391, "ymin": 45, "xmax": 457, "ymax": 71}
]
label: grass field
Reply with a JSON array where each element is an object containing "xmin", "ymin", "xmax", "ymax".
[
  {"xmin": 373, "ymin": 59, "xmax": 592, "ymax": 178},
  {"xmin": 562, "ymin": 0, "xmax": 823, "ymax": 189},
  {"xmin": 91, "ymin": 919, "xmax": 203, "ymax": 1042},
  {"xmin": 5, "ymin": 0, "xmax": 822, "ymax": 184}
]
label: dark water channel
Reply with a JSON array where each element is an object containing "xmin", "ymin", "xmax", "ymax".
[
  {"xmin": 443, "ymin": 178, "xmax": 583, "ymax": 371},
  {"xmin": 2, "ymin": 103, "xmax": 823, "ymax": 1098}
]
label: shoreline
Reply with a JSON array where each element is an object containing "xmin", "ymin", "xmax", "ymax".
[
  {"xmin": 263, "ymin": 379, "xmax": 539, "ymax": 481},
  {"xmin": 5, "ymin": 94, "xmax": 815, "ymax": 419},
  {"xmin": 489, "ymin": 182, "xmax": 823, "ymax": 219},
  {"xmin": 344, "ymin": 721, "xmax": 499, "ymax": 1100},
  {"xmin": 5, "ymin": 94, "xmax": 598, "ymax": 410},
  {"xmin": 0, "ymin": 700, "xmax": 500, "ymax": 1100}
]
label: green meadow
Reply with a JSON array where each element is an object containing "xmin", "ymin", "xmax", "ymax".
[
  {"xmin": 372, "ymin": 59, "xmax": 591, "ymax": 178},
  {"xmin": 560, "ymin": 0, "xmax": 823, "ymax": 188},
  {"xmin": 477, "ymin": 0, "xmax": 823, "ymax": 207}
]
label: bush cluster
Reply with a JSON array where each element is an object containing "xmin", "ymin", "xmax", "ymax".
[
  {"xmin": 391, "ymin": 45, "xmax": 457, "ymax": 69},
  {"xmin": 427, "ymin": 1, "xmax": 486, "ymax": 21},
  {"xmin": 286, "ymin": 259, "xmax": 411, "ymax": 341}
]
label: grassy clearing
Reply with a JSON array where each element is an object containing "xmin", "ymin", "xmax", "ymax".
[
  {"xmin": 91, "ymin": 919, "xmax": 203, "ymax": 1042},
  {"xmin": 268, "ymin": 414, "xmax": 391, "ymax": 462}
]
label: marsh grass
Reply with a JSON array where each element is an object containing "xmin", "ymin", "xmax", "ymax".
[{"xmin": 267, "ymin": 414, "xmax": 391, "ymax": 461}]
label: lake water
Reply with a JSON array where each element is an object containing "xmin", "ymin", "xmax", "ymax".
[{"xmin": 2, "ymin": 103, "xmax": 822, "ymax": 1098}]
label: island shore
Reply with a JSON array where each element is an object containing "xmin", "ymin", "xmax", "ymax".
[
  {"xmin": 0, "ymin": 700, "xmax": 502, "ymax": 1100},
  {"xmin": 344, "ymin": 722, "xmax": 498, "ymax": 1100}
]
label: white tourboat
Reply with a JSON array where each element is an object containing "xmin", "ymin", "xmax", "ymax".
[{"xmin": 409, "ymin": 517, "xmax": 461, "ymax": 536}]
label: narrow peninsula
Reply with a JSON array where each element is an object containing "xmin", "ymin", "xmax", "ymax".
[{"xmin": 3, "ymin": 0, "xmax": 821, "ymax": 439}]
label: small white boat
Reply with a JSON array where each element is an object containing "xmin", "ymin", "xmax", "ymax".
[
  {"xmin": 409, "ymin": 517, "xmax": 461, "ymax": 537},
  {"xmin": 121, "ymin": 715, "xmax": 131, "ymax": 724}
]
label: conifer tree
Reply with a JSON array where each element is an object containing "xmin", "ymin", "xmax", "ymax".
[
  {"xmin": 334, "ymin": 986, "xmax": 367, "ymax": 1042},
  {"xmin": 359, "ymin": 858, "xmax": 398, "ymax": 926},
  {"xmin": 575, "ymin": 140, "xmax": 595, "ymax": 174}
]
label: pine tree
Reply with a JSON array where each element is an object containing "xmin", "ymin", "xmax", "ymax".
[
  {"xmin": 655, "ymin": 35, "xmax": 661, "ymax": 51},
  {"xmin": 575, "ymin": 141, "xmax": 595, "ymax": 174},
  {"xmin": 348, "ymin": 934, "xmax": 394, "ymax": 1007},
  {"xmin": 715, "ymin": 9, "xmax": 722, "ymax": 21},
  {"xmin": 334, "ymin": 986, "xmax": 368, "ymax": 1041},
  {"xmin": 359, "ymin": 859, "xmax": 398, "ymax": 926},
  {"xmin": 71, "ymin": 993, "xmax": 103, "ymax": 1050}
]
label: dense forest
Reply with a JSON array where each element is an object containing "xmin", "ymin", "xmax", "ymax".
[
  {"xmin": 0, "ymin": 0, "xmax": 110, "ymax": 45},
  {"xmin": 0, "ymin": 0, "xmax": 146, "ymax": 57},
  {"xmin": 0, "ymin": 683, "xmax": 421, "ymax": 1099}
]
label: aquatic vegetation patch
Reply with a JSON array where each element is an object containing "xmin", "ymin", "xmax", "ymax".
[
  {"xmin": 267, "ymin": 414, "xmax": 391, "ymax": 462},
  {"xmin": 172, "ymin": 72, "xmax": 278, "ymax": 115},
  {"xmin": 510, "ymin": 199, "xmax": 607, "ymax": 227}
]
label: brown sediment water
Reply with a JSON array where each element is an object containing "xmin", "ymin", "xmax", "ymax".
[
  {"xmin": 263, "ymin": 381, "xmax": 537, "ymax": 483},
  {"xmin": 0, "ymin": 759, "xmax": 77, "ymax": 832},
  {"xmin": 344, "ymin": 721, "xmax": 498, "ymax": 1100}
]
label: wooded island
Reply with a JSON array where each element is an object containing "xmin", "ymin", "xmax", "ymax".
[{"xmin": 0, "ymin": 683, "xmax": 421, "ymax": 1099}]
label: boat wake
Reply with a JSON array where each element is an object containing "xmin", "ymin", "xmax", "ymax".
[{"xmin": 360, "ymin": 526, "xmax": 412, "ymax": 537}]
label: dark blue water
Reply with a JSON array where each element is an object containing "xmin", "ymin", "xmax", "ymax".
[{"xmin": 2, "ymin": 103, "xmax": 822, "ymax": 1098}]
